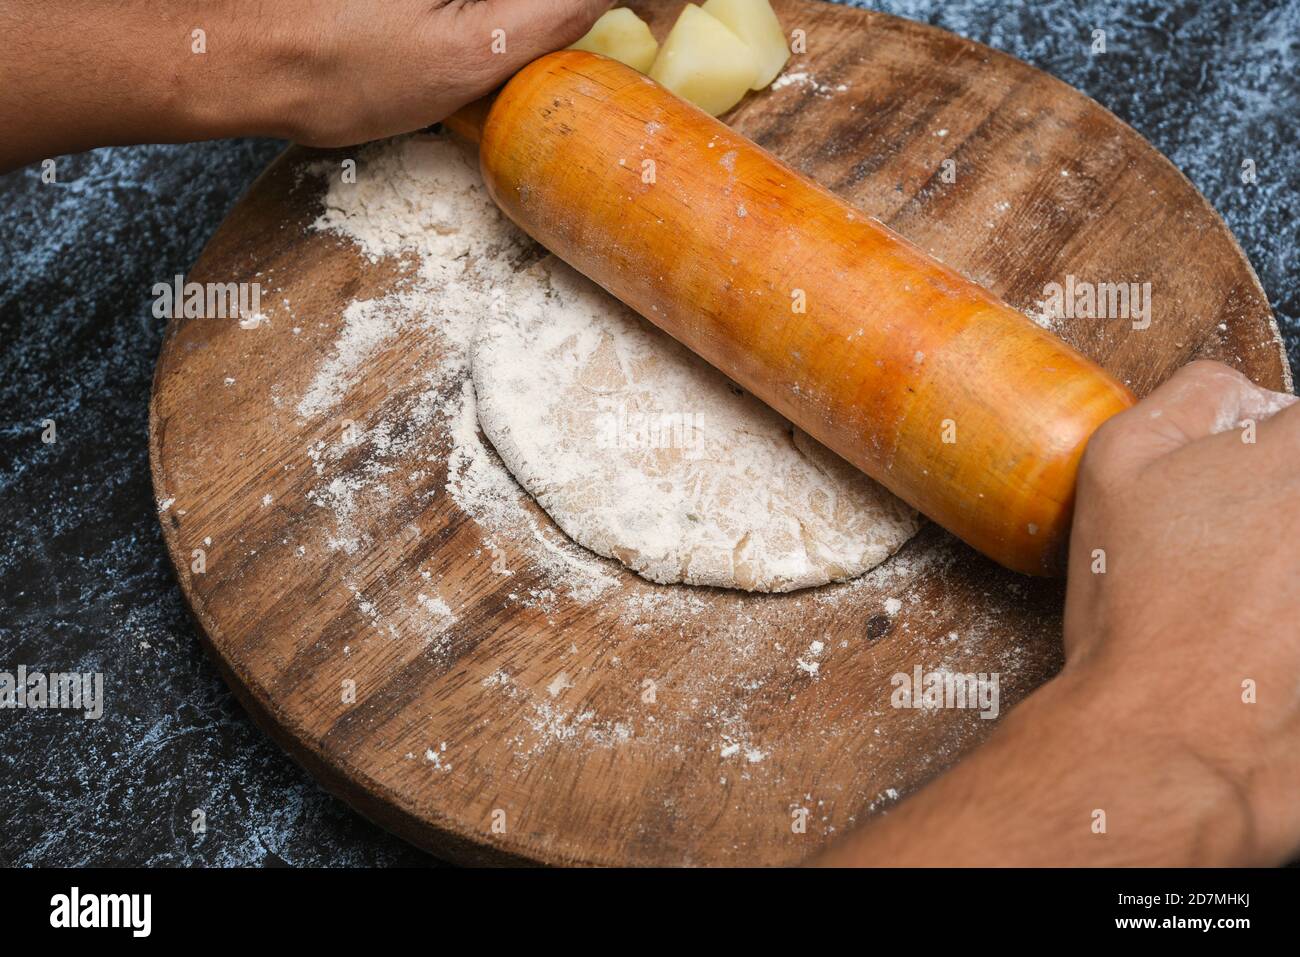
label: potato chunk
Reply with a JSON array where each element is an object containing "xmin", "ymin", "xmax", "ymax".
[
  {"xmin": 569, "ymin": 7, "xmax": 660, "ymax": 73},
  {"xmin": 702, "ymin": 0, "xmax": 791, "ymax": 89},
  {"xmin": 649, "ymin": 4, "xmax": 759, "ymax": 116}
]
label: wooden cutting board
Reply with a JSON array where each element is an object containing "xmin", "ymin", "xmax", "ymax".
[{"xmin": 149, "ymin": 0, "xmax": 1291, "ymax": 866}]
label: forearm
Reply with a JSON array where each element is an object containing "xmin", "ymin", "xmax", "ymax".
[
  {"xmin": 817, "ymin": 667, "xmax": 1268, "ymax": 867},
  {"xmin": 1, "ymin": 0, "xmax": 611, "ymax": 174},
  {"xmin": 0, "ymin": 1, "xmax": 286, "ymax": 172}
]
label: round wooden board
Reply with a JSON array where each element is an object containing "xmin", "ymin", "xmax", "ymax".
[{"xmin": 150, "ymin": 0, "xmax": 1291, "ymax": 866}]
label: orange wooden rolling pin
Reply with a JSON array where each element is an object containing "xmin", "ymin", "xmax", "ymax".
[{"xmin": 446, "ymin": 51, "xmax": 1135, "ymax": 576}]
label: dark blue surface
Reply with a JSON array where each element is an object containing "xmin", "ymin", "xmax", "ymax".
[{"xmin": 1, "ymin": 0, "xmax": 1296, "ymax": 866}]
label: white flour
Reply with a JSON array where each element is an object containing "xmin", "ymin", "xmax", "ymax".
[
  {"xmin": 771, "ymin": 68, "xmax": 850, "ymax": 97},
  {"xmin": 304, "ymin": 133, "xmax": 917, "ymax": 595},
  {"xmin": 472, "ymin": 257, "xmax": 919, "ymax": 592},
  {"xmin": 301, "ymin": 136, "xmax": 621, "ymax": 605},
  {"xmin": 289, "ymin": 134, "xmax": 1020, "ymax": 797}
]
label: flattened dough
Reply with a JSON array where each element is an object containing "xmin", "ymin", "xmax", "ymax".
[{"xmin": 471, "ymin": 257, "xmax": 920, "ymax": 592}]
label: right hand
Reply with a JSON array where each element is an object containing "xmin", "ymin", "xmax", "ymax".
[{"xmin": 1062, "ymin": 359, "xmax": 1300, "ymax": 862}]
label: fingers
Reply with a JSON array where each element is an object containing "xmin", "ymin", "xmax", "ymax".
[
  {"xmin": 407, "ymin": 0, "xmax": 610, "ymax": 131},
  {"xmin": 466, "ymin": 0, "xmax": 613, "ymax": 75},
  {"xmin": 428, "ymin": 0, "xmax": 611, "ymax": 110},
  {"xmin": 1139, "ymin": 359, "xmax": 1279, "ymax": 440},
  {"xmin": 1084, "ymin": 360, "xmax": 1294, "ymax": 479},
  {"xmin": 1263, "ymin": 392, "xmax": 1300, "ymax": 433}
]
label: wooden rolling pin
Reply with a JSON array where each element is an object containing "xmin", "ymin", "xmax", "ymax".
[{"xmin": 445, "ymin": 51, "xmax": 1135, "ymax": 576}]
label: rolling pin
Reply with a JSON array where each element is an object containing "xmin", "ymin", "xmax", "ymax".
[{"xmin": 444, "ymin": 51, "xmax": 1135, "ymax": 576}]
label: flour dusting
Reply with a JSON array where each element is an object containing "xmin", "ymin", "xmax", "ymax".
[
  {"xmin": 302, "ymin": 134, "xmax": 917, "ymax": 597},
  {"xmin": 299, "ymin": 137, "xmax": 619, "ymax": 603},
  {"xmin": 286, "ymin": 134, "xmax": 1030, "ymax": 806},
  {"xmin": 471, "ymin": 257, "xmax": 919, "ymax": 592},
  {"xmin": 771, "ymin": 68, "xmax": 851, "ymax": 97}
]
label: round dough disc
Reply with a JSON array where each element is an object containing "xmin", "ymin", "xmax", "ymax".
[{"xmin": 471, "ymin": 257, "xmax": 921, "ymax": 592}]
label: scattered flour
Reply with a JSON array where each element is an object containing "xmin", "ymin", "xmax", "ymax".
[
  {"xmin": 286, "ymin": 133, "xmax": 1027, "ymax": 796},
  {"xmin": 301, "ymin": 137, "xmax": 620, "ymax": 605},
  {"xmin": 302, "ymin": 133, "xmax": 917, "ymax": 598},
  {"xmin": 416, "ymin": 592, "xmax": 455, "ymax": 632},
  {"xmin": 771, "ymin": 68, "xmax": 850, "ymax": 97}
]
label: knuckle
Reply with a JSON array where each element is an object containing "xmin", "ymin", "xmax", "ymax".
[
  {"xmin": 1267, "ymin": 397, "xmax": 1300, "ymax": 436},
  {"xmin": 1078, "ymin": 414, "xmax": 1131, "ymax": 487},
  {"xmin": 1179, "ymin": 358, "xmax": 1249, "ymax": 391},
  {"xmin": 1182, "ymin": 358, "xmax": 1233, "ymax": 377}
]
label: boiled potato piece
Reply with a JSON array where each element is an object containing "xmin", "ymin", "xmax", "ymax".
[
  {"xmin": 569, "ymin": 7, "xmax": 659, "ymax": 73},
  {"xmin": 702, "ymin": 0, "xmax": 791, "ymax": 89},
  {"xmin": 649, "ymin": 4, "xmax": 759, "ymax": 116}
]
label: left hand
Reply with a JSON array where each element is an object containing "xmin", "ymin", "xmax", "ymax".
[{"xmin": 0, "ymin": 0, "xmax": 613, "ymax": 171}]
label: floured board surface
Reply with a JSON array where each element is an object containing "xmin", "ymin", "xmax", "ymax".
[{"xmin": 149, "ymin": 0, "xmax": 1290, "ymax": 866}]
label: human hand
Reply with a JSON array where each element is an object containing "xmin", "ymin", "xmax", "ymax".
[
  {"xmin": 0, "ymin": 0, "xmax": 613, "ymax": 170},
  {"xmin": 1062, "ymin": 359, "xmax": 1299, "ymax": 861},
  {"xmin": 819, "ymin": 359, "xmax": 1299, "ymax": 867},
  {"xmin": 237, "ymin": 0, "xmax": 615, "ymax": 147}
]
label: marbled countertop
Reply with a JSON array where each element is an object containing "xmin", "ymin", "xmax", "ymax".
[{"xmin": 1, "ymin": 0, "xmax": 1295, "ymax": 866}]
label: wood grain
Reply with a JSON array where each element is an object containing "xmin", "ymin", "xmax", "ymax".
[{"xmin": 149, "ymin": 0, "xmax": 1291, "ymax": 866}]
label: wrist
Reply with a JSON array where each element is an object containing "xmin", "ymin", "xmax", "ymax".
[
  {"xmin": 79, "ymin": 3, "xmax": 306, "ymax": 146},
  {"xmin": 163, "ymin": 8, "xmax": 304, "ymax": 142},
  {"xmin": 1043, "ymin": 663, "xmax": 1274, "ymax": 865},
  {"xmin": 0, "ymin": 3, "xmax": 282, "ymax": 170}
]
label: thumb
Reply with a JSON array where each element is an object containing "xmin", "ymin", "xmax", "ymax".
[
  {"xmin": 1089, "ymin": 360, "xmax": 1296, "ymax": 478},
  {"xmin": 1135, "ymin": 360, "xmax": 1293, "ymax": 448}
]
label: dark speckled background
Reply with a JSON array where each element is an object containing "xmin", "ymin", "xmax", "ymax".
[{"xmin": 1, "ymin": 0, "xmax": 1296, "ymax": 866}]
